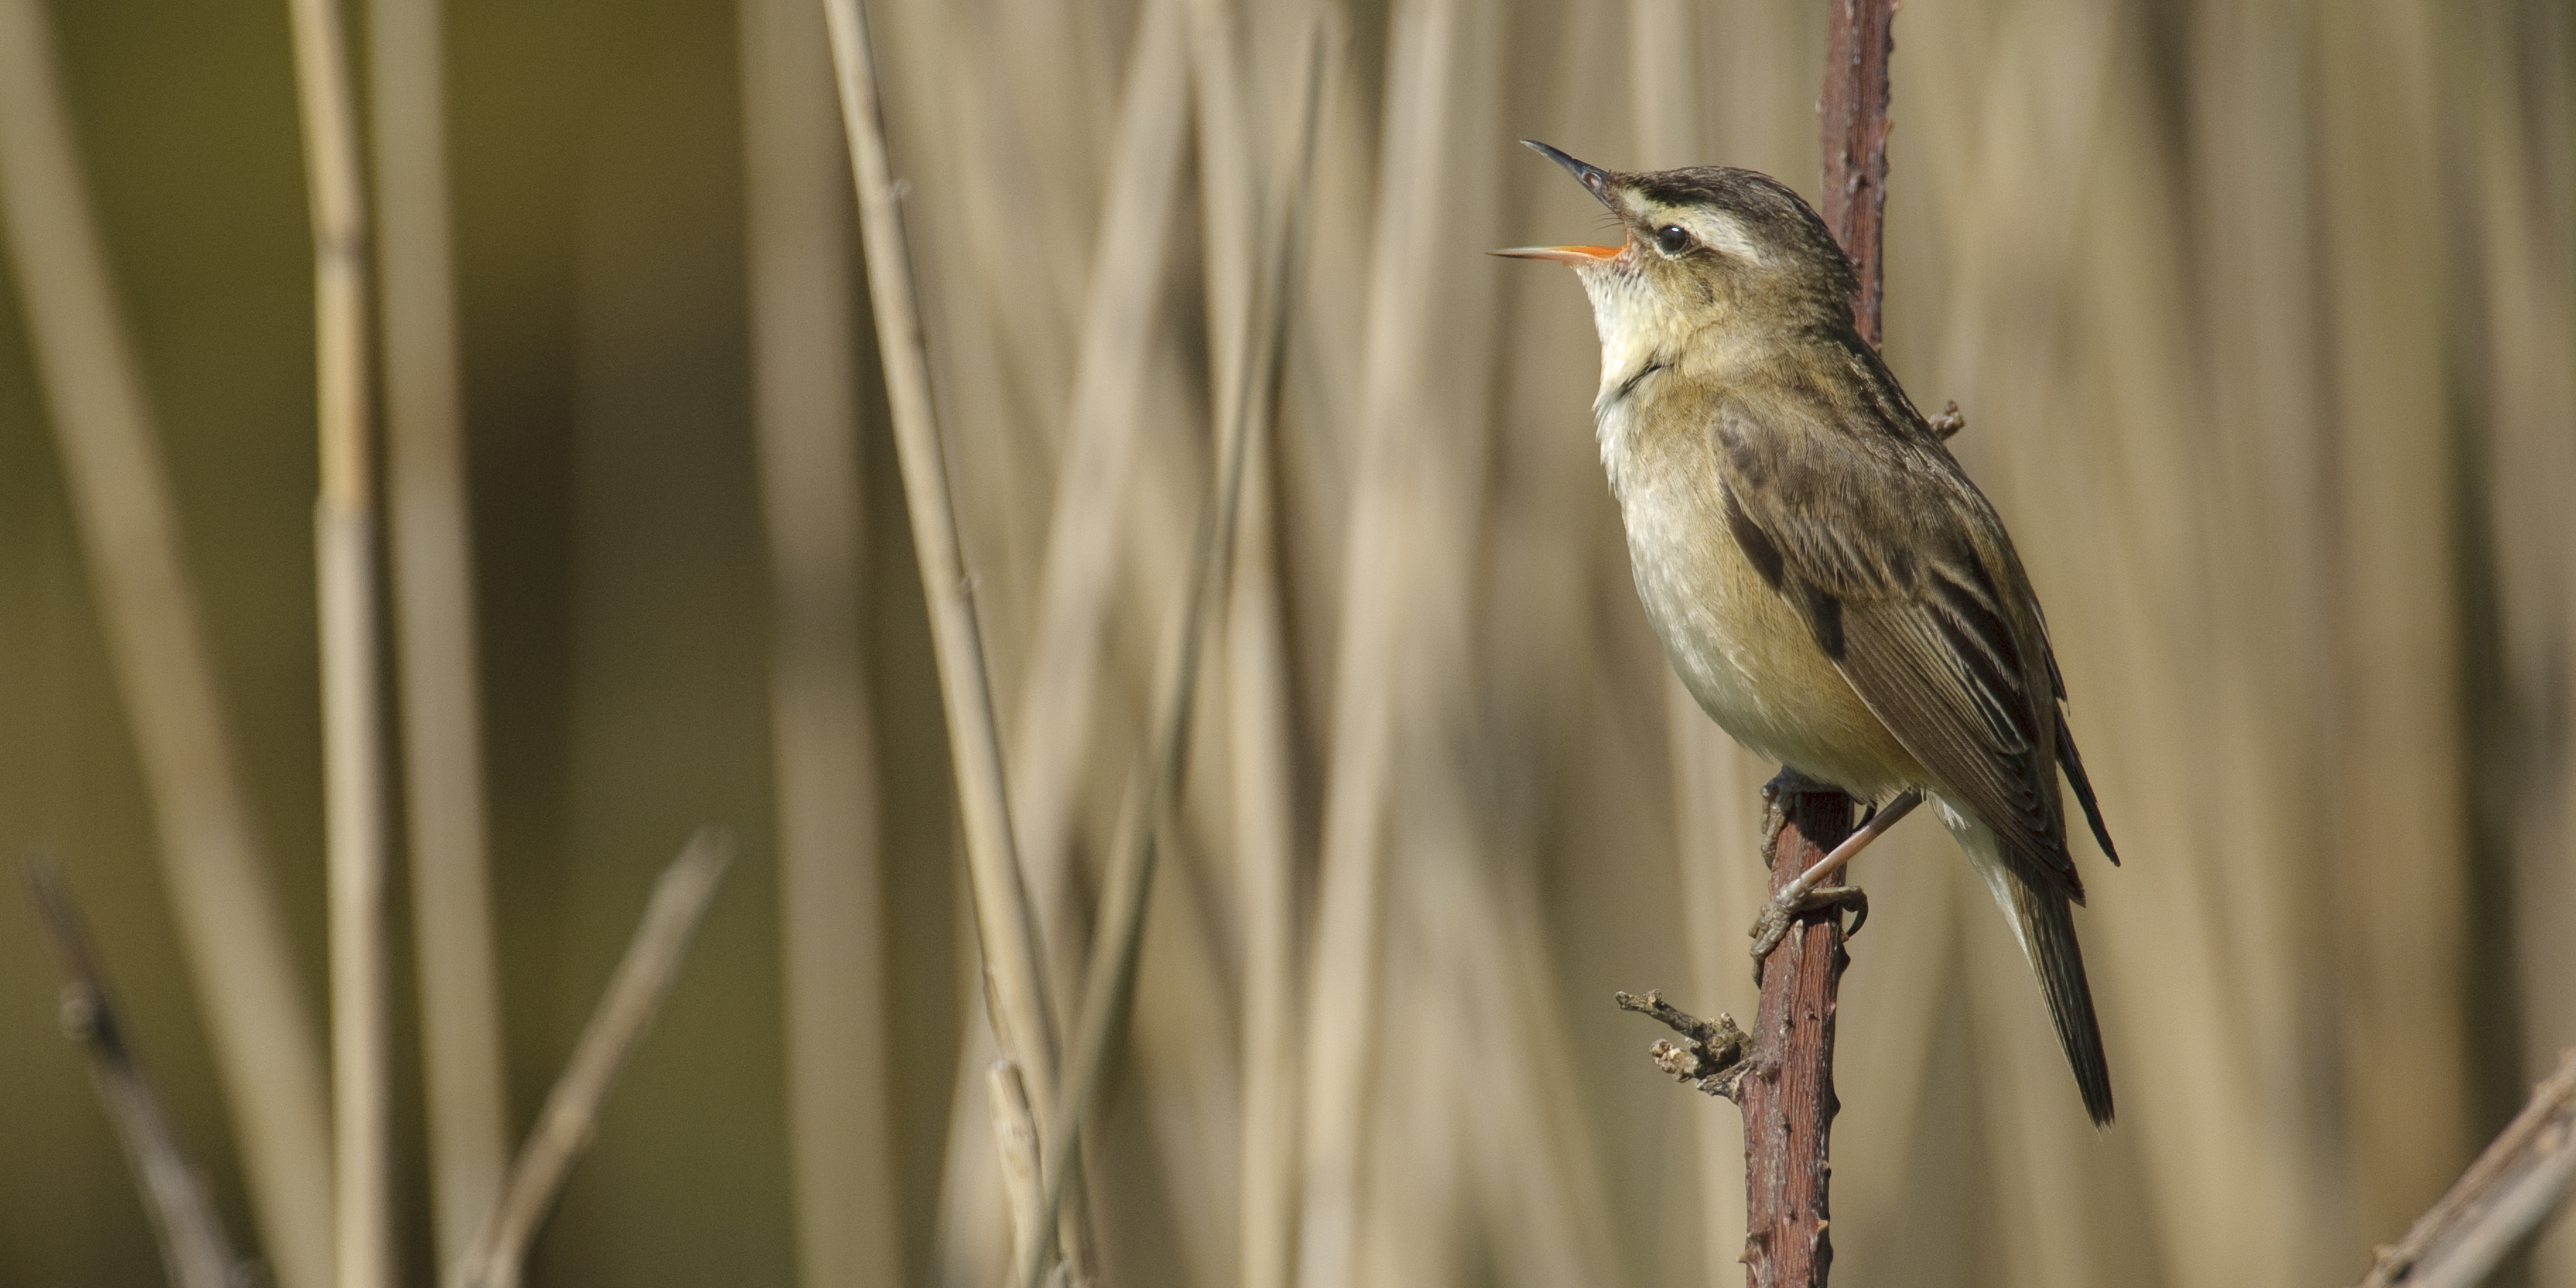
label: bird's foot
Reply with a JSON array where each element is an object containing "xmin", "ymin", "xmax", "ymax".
[{"xmin": 1749, "ymin": 883, "xmax": 1869, "ymax": 977}]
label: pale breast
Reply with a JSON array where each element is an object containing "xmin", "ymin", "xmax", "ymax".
[{"xmin": 1607, "ymin": 410, "xmax": 1927, "ymax": 803}]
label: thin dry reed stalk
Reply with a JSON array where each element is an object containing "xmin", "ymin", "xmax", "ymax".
[
  {"xmin": 284, "ymin": 0, "xmax": 394, "ymax": 1280},
  {"xmin": 743, "ymin": 0, "xmax": 904, "ymax": 1280},
  {"xmin": 369, "ymin": 0, "xmax": 512, "ymax": 1265},
  {"xmin": 452, "ymin": 829, "xmax": 733, "ymax": 1288},
  {"xmin": 2357, "ymin": 1050, "xmax": 2576, "ymax": 1288},
  {"xmin": 0, "ymin": 5, "xmax": 334, "ymax": 1287},
  {"xmin": 819, "ymin": 0, "xmax": 1088, "ymax": 1275}
]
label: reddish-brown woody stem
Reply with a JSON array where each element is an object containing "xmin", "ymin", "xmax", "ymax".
[
  {"xmin": 1819, "ymin": 0, "xmax": 1897, "ymax": 350},
  {"xmin": 1742, "ymin": 6, "xmax": 1895, "ymax": 1286},
  {"xmin": 1737, "ymin": 772, "xmax": 1859, "ymax": 1287},
  {"xmin": 1616, "ymin": 5, "xmax": 1896, "ymax": 1285}
]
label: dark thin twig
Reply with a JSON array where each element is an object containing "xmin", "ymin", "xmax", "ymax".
[
  {"xmin": 24, "ymin": 858, "xmax": 247, "ymax": 1288},
  {"xmin": 2356, "ymin": 1049, "xmax": 2576, "ymax": 1288}
]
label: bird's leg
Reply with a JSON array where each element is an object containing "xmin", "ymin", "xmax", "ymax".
[{"xmin": 1749, "ymin": 790, "xmax": 1923, "ymax": 962}]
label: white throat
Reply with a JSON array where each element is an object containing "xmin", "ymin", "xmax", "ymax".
[{"xmin": 1575, "ymin": 261, "xmax": 1680, "ymax": 483}]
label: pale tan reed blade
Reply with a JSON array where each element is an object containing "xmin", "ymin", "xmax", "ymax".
[
  {"xmin": 1229, "ymin": 374, "xmax": 1304, "ymax": 1288},
  {"xmin": 285, "ymin": 0, "xmax": 395, "ymax": 1280},
  {"xmin": 1217, "ymin": 22, "xmax": 1331, "ymax": 1288},
  {"xmin": 1624, "ymin": 0, "xmax": 1706, "ymax": 169},
  {"xmin": 2314, "ymin": 0, "xmax": 2471, "ymax": 1243},
  {"xmin": 1005, "ymin": 0, "xmax": 1193, "ymax": 999},
  {"xmin": 818, "ymin": 0, "xmax": 1082, "ymax": 1271},
  {"xmin": 1012, "ymin": 8, "xmax": 1313, "ymax": 1277},
  {"xmin": 0, "ymin": 5, "xmax": 333, "ymax": 1288},
  {"xmin": 743, "ymin": 0, "xmax": 904, "ymax": 1281},
  {"xmin": 1297, "ymin": 3, "xmax": 1507, "ymax": 1284},
  {"xmin": 1908, "ymin": 1, "xmax": 2370, "ymax": 1282},
  {"xmin": 452, "ymin": 829, "xmax": 735, "ymax": 1288},
  {"xmin": 369, "ymin": 0, "xmax": 512, "ymax": 1265},
  {"xmin": 25, "ymin": 858, "xmax": 249, "ymax": 1288}
]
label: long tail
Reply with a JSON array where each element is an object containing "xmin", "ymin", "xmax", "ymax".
[
  {"xmin": 1942, "ymin": 800, "xmax": 2115, "ymax": 1125},
  {"xmin": 2009, "ymin": 875, "xmax": 2114, "ymax": 1125}
]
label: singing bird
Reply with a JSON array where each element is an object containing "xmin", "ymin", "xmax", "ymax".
[{"xmin": 1500, "ymin": 142, "xmax": 2119, "ymax": 1125}]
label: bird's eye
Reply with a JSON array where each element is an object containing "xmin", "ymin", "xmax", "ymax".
[{"xmin": 1654, "ymin": 224, "xmax": 1692, "ymax": 256}]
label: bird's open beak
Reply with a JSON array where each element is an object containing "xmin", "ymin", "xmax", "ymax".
[
  {"xmin": 1494, "ymin": 141, "xmax": 1625, "ymax": 264},
  {"xmin": 1523, "ymin": 140, "xmax": 1617, "ymax": 208},
  {"xmin": 1490, "ymin": 243, "xmax": 1624, "ymax": 266}
]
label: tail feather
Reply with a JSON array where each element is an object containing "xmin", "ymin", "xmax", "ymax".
[
  {"xmin": 2011, "ymin": 876, "xmax": 2115, "ymax": 1125},
  {"xmin": 1940, "ymin": 796, "xmax": 2115, "ymax": 1125}
]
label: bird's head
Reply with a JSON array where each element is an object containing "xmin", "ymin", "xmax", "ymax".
[{"xmin": 1496, "ymin": 141, "xmax": 1858, "ymax": 363}]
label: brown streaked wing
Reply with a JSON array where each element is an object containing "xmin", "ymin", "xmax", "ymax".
[{"xmin": 1708, "ymin": 385, "xmax": 2084, "ymax": 899}]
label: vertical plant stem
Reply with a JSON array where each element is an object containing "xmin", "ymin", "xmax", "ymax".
[
  {"xmin": 817, "ymin": 0, "xmax": 1078, "ymax": 1266},
  {"xmin": 742, "ymin": 0, "xmax": 904, "ymax": 1281},
  {"xmin": 1739, "ymin": 774, "xmax": 1856, "ymax": 1288},
  {"xmin": 0, "ymin": 5, "xmax": 336, "ymax": 1287},
  {"xmin": 287, "ymin": 0, "xmax": 392, "ymax": 1282},
  {"xmin": 1817, "ymin": 0, "xmax": 1895, "ymax": 350},
  {"xmin": 370, "ymin": 0, "xmax": 514, "ymax": 1266},
  {"xmin": 1735, "ymin": 4, "xmax": 1896, "ymax": 1285}
]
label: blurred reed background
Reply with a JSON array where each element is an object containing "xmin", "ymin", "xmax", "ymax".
[{"xmin": 0, "ymin": 0, "xmax": 2569, "ymax": 1284}]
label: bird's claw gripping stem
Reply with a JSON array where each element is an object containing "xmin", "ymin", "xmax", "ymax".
[
  {"xmin": 1749, "ymin": 884, "xmax": 1870, "ymax": 973},
  {"xmin": 1747, "ymin": 788, "xmax": 1922, "ymax": 979}
]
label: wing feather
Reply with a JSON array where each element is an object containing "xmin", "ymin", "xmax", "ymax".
[{"xmin": 1710, "ymin": 367, "xmax": 2086, "ymax": 897}]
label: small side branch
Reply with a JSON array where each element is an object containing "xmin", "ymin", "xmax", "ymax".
[
  {"xmin": 1616, "ymin": 991, "xmax": 1753, "ymax": 1101},
  {"xmin": 24, "ymin": 858, "xmax": 248, "ymax": 1288},
  {"xmin": 450, "ymin": 829, "xmax": 734, "ymax": 1288},
  {"xmin": 2356, "ymin": 1048, "xmax": 2576, "ymax": 1288}
]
